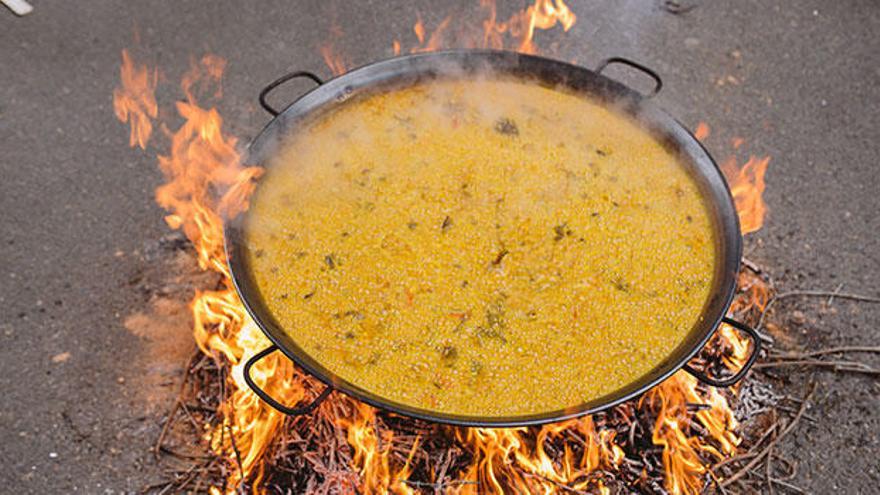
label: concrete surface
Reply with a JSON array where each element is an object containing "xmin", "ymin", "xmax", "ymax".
[{"xmin": 1, "ymin": 0, "xmax": 878, "ymax": 493}]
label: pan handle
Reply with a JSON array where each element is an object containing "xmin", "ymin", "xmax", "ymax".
[
  {"xmin": 683, "ymin": 317, "xmax": 761, "ymax": 387},
  {"xmin": 243, "ymin": 344, "xmax": 333, "ymax": 416},
  {"xmin": 258, "ymin": 71, "xmax": 324, "ymax": 117},
  {"xmin": 595, "ymin": 57, "xmax": 663, "ymax": 98}
]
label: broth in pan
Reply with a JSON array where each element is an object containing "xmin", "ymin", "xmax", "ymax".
[{"xmin": 244, "ymin": 77, "xmax": 716, "ymax": 417}]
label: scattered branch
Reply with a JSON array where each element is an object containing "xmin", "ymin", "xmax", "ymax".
[
  {"xmin": 718, "ymin": 383, "xmax": 816, "ymax": 488},
  {"xmin": 769, "ymin": 477, "xmax": 806, "ymax": 494},
  {"xmin": 772, "ymin": 346, "xmax": 880, "ymax": 359},
  {"xmin": 741, "ymin": 256, "xmax": 762, "ymax": 274},
  {"xmin": 757, "ymin": 289, "xmax": 880, "ymax": 331},
  {"xmin": 154, "ymin": 351, "xmax": 200, "ymax": 460},
  {"xmin": 755, "ymin": 359, "xmax": 880, "ymax": 375}
]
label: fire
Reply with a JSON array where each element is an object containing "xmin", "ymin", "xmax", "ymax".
[
  {"xmin": 320, "ymin": 24, "xmax": 351, "ymax": 77},
  {"xmin": 112, "ymin": 49, "xmax": 158, "ymax": 149},
  {"xmin": 514, "ymin": 0, "xmax": 577, "ymax": 54},
  {"xmin": 411, "ymin": 0, "xmax": 576, "ymax": 54},
  {"xmin": 694, "ymin": 122, "xmax": 710, "ymax": 142},
  {"xmin": 113, "ymin": 50, "xmax": 288, "ymax": 489},
  {"xmin": 321, "ymin": 0, "xmax": 577, "ymax": 73},
  {"xmin": 696, "ymin": 122, "xmax": 770, "ymax": 234},
  {"xmin": 725, "ymin": 155, "xmax": 770, "ymax": 234},
  {"xmin": 643, "ymin": 373, "xmax": 739, "ymax": 495},
  {"xmin": 336, "ymin": 403, "xmax": 418, "ymax": 494},
  {"xmin": 114, "ymin": 3, "xmax": 772, "ymax": 494},
  {"xmin": 410, "ymin": 16, "xmax": 453, "ymax": 53}
]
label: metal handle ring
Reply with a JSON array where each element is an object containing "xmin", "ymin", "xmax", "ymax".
[
  {"xmin": 258, "ymin": 71, "xmax": 324, "ymax": 117},
  {"xmin": 595, "ymin": 57, "xmax": 663, "ymax": 98},
  {"xmin": 243, "ymin": 344, "xmax": 333, "ymax": 416},
  {"xmin": 683, "ymin": 317, "xmax": 762, "ymax": 387}
]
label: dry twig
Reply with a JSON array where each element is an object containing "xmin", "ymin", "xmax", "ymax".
[
  {"xmin": 769, "ymin": 477, "xmax": 806, "ymax": 494},
  {"xmin": 757, "ymin": 289, "xmax": 880, "ymax": 331},
  {"xmin": 718, "ymin": 383, "xmax": 816, "ymax": 488},
  {"xmin": 771, "ymin": 346, "xmax": 880, "ymax": 359},
  {"xmin": 154, "ymin": 351, "xmax": 200, "ymax": 460},
  {"xmin": 754, "ymin": 359, "xmax": 880, "ymax": 375}
]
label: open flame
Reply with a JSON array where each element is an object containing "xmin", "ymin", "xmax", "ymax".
[
  {"xmin": 113, "ymin": 49, "xmax": 158, "ymax": 149},
  {"xmin": 726, "ymin": 156, "xmax": 769, "ymax": 235},
  {"xmin": 114, "ymin": 2, "xmax": 771, "ymax": 493},
  {"xmin": 694, "ymin": 122, "xmax": 770, "ymax": 235},
  {"xmin": 325, "ymin": 0, "xmax": 576, "ymax": 74}
]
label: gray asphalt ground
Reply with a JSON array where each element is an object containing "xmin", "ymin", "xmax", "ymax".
[{"xmin": 2, "ymin": 1, "xmax": 878, "ymax": 493}]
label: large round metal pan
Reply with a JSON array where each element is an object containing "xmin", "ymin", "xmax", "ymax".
[{"xmin": 225, "ymin": 50, "xmax": 760, "ymax": 427}]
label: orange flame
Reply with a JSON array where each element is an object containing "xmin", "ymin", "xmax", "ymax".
[
  {"xmin": 644, "ymin": 372, "xmax": 740, "ymax": 495},
  {"xmin": 731, "ymin": 270, "xmax": 771, "ymax": 315},
  {"xmin": 413, "ymin": 16, "xmax": 426, "ymax": 44},
  {"xmin": 319, "ymin": 0, "xmax": 578, "ymax": 74},
  {"xmin": 725, "ymin": 155, "xmax": 769, "ymax": 234},
  {"xmin": 428, "ymin": 0, "xmax": 576, "ymax": 54},
  {"xmin": 320, "ymin": 24, "xmax": 352, "ymax": 77},
  {"xmin": 410, "ymin": 16, "xmax": 453, "ymax": 53},
  {"xmin": 694, "ymin": 122, "xmax": 710, "ymax": 142},
  {"xmin": 336, "ymin": 402, "xmax": 418, "ymax": 494},
  {"xmin": 449, "ymin": 418, "xmax": 622, "ymax": 494},
  {"xmin": 114, "ymin": 50, "xmax": 294, "ymax": 491},
  {"xmin": 514, "ymin": 0, "xmax": 577, "ymax": 54},
  {"xmin": 114, "ymin": 5, "xmax": 772, "ymax": 493},
  {"xmin": 695, "ymin": 122, "xmax": 770, "ymax": 235},
  {"xmin": 113, "ymin": 49, "xmax": 158, "ymax": 149}
]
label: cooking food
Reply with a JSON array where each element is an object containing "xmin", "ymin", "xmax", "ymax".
[{"xmin": 244, "ymin": 76, "xmax": 716, "ymax": 417}]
